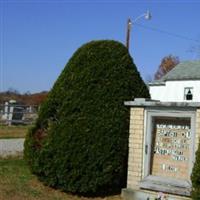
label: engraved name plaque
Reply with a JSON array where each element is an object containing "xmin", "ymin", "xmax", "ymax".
[{"xmin": 151, "ymin": 117, "xmax": 191, "ymax": 180}]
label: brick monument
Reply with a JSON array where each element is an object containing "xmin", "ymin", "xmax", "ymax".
[{"xmin": 122, "ymin": 98, "xmax": 200, "ymax": 200}]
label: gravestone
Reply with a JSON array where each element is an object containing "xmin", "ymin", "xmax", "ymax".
[
  {"xmin": 122, "ymin": 99, "xmax": 200, "ymax": 200},
  {"xmin": 12, "ymin": 106, "xmax": 24, "ymax": 124},
  {"xmin": 1, "ymin": 100, "xmax": 24, "ymax": 125}
]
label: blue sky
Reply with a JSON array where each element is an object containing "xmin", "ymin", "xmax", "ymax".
[{"xmin": 0, "ymin": 0, "xmax": 200, "ymax": 93}]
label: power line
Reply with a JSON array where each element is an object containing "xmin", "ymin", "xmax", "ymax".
[{"xmin": 135, "ymin": 23, "xmax": 200, "ymax": 43}]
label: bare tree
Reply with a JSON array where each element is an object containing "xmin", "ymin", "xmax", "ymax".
[
  {"xmin": 187, "ymin": 35, "xmax": 200, "ymax": 59},
  {"xmin": 188, "ymin": 44, "xmax": 200, "ymax": 59}
]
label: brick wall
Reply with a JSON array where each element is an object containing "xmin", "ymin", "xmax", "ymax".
[
  {"xmin": 195, "ymin": 109, "xmax": 200, "ymax": 151},
  {"xmin": 127, "ymin": 107, "xmax": 144, "ymax": 189}
]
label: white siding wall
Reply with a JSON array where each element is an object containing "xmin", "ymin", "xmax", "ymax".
[{"xmin": 149, "ymin": 80, "xmax": 200, "ymax": 102}]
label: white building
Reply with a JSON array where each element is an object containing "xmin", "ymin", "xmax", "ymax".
[{"xmin": 149, "ymin": 60, "xmax": 200, "ymax": 102}]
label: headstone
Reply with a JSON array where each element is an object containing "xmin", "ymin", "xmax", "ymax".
[
  {"xmin": 1, "ymin": 100, "xmax": 24, "ymax": 125},
  {"xmin": 2, "ymin": 102, "xmax": 9, "ymax": 120},
  {"xmin": 12, "ymin": 106, "xmax": 24, "ymax": 124}
]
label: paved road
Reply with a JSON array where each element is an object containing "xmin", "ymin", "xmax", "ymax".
[{"xmin": 0, "ymin": 138, "xmax": 25, "ymax": 157}]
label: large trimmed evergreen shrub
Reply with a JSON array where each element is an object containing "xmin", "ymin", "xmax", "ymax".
[
  {"xmin": 191, "ymin": 141, "xmax": 200, "ymax": 199},
  {"xmin": 24, "ymin": 40, "xmax": 149, "ymax": 195}
]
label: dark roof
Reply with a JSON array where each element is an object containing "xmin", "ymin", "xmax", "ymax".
[{"xmin": 149, "ymin": 60, "xmax": 200, "ymax": 85}]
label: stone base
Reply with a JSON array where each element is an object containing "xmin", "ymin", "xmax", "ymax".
[{"xmin": 121, "ymin": 188, "xmax": 191, "ymax": 200}]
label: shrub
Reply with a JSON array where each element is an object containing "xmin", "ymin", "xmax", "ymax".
[
  {"xmin": 191, "ymin": 141, "xmax": 200, "ymax": 199},
  {"xmin": 24, "ymin": 40, "xmax": 149, "ymax": 195}
]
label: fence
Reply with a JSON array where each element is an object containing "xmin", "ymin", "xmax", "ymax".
[{"xmin": 0, "ymin": 103, "xmax": 38, "ymax": 126}]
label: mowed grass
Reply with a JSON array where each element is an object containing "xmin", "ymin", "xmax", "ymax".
[
  {"xmin": 0, "ymin": 125, "xmax": 29, "ymax": 138},
  {"xmin": 0, "ymin": 158, "xmax": 122, "ymax": 200}
]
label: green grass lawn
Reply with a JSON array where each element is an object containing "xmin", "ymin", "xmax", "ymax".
[
  {"xmin": 0, "ymin": 125, "xmax": 30, "ymax": 139},
  {"xmin": 0, "ymin": 158, "xmax": 122, "ymax": 200}
]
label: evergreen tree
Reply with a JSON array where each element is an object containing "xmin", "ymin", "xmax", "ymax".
[
  {"xmin": 24, "ymin": 40, "xmax": 149, "ymax": 195},
  {"xmin": 191, "ymin": 141, "xmax": 200, "ymax": 199}
]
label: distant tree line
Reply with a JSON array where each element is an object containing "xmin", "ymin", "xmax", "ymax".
[{"xmin": 0, "ymin": 89, "xmax": 48, "ymax": 105}]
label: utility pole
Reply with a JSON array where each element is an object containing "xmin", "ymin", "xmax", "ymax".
[
  {"xmin": 125, "ymin": 11, "xmax": 152, "ymax": 51},
  {"xmin": 126, "ymin": 18, "xmax": 132, "ymax": 50}
]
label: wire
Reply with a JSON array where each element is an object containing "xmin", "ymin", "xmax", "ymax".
[{"xmin": 134, "ymin": 23, "xmax": 200, "ymax": 43}]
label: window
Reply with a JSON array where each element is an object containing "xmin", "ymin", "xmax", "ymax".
[{"xmin": 184, "ymin": 87, "xmax": 193, "ymax": 100}]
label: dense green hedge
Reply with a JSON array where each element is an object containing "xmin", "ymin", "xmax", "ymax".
[
  {"xmin": 24, "ymin": 40, "xmax": 149, "ymax": 195},
  {"xmin": 191, "ymin": 141, "xmax": 200, "ymax": 199}
]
